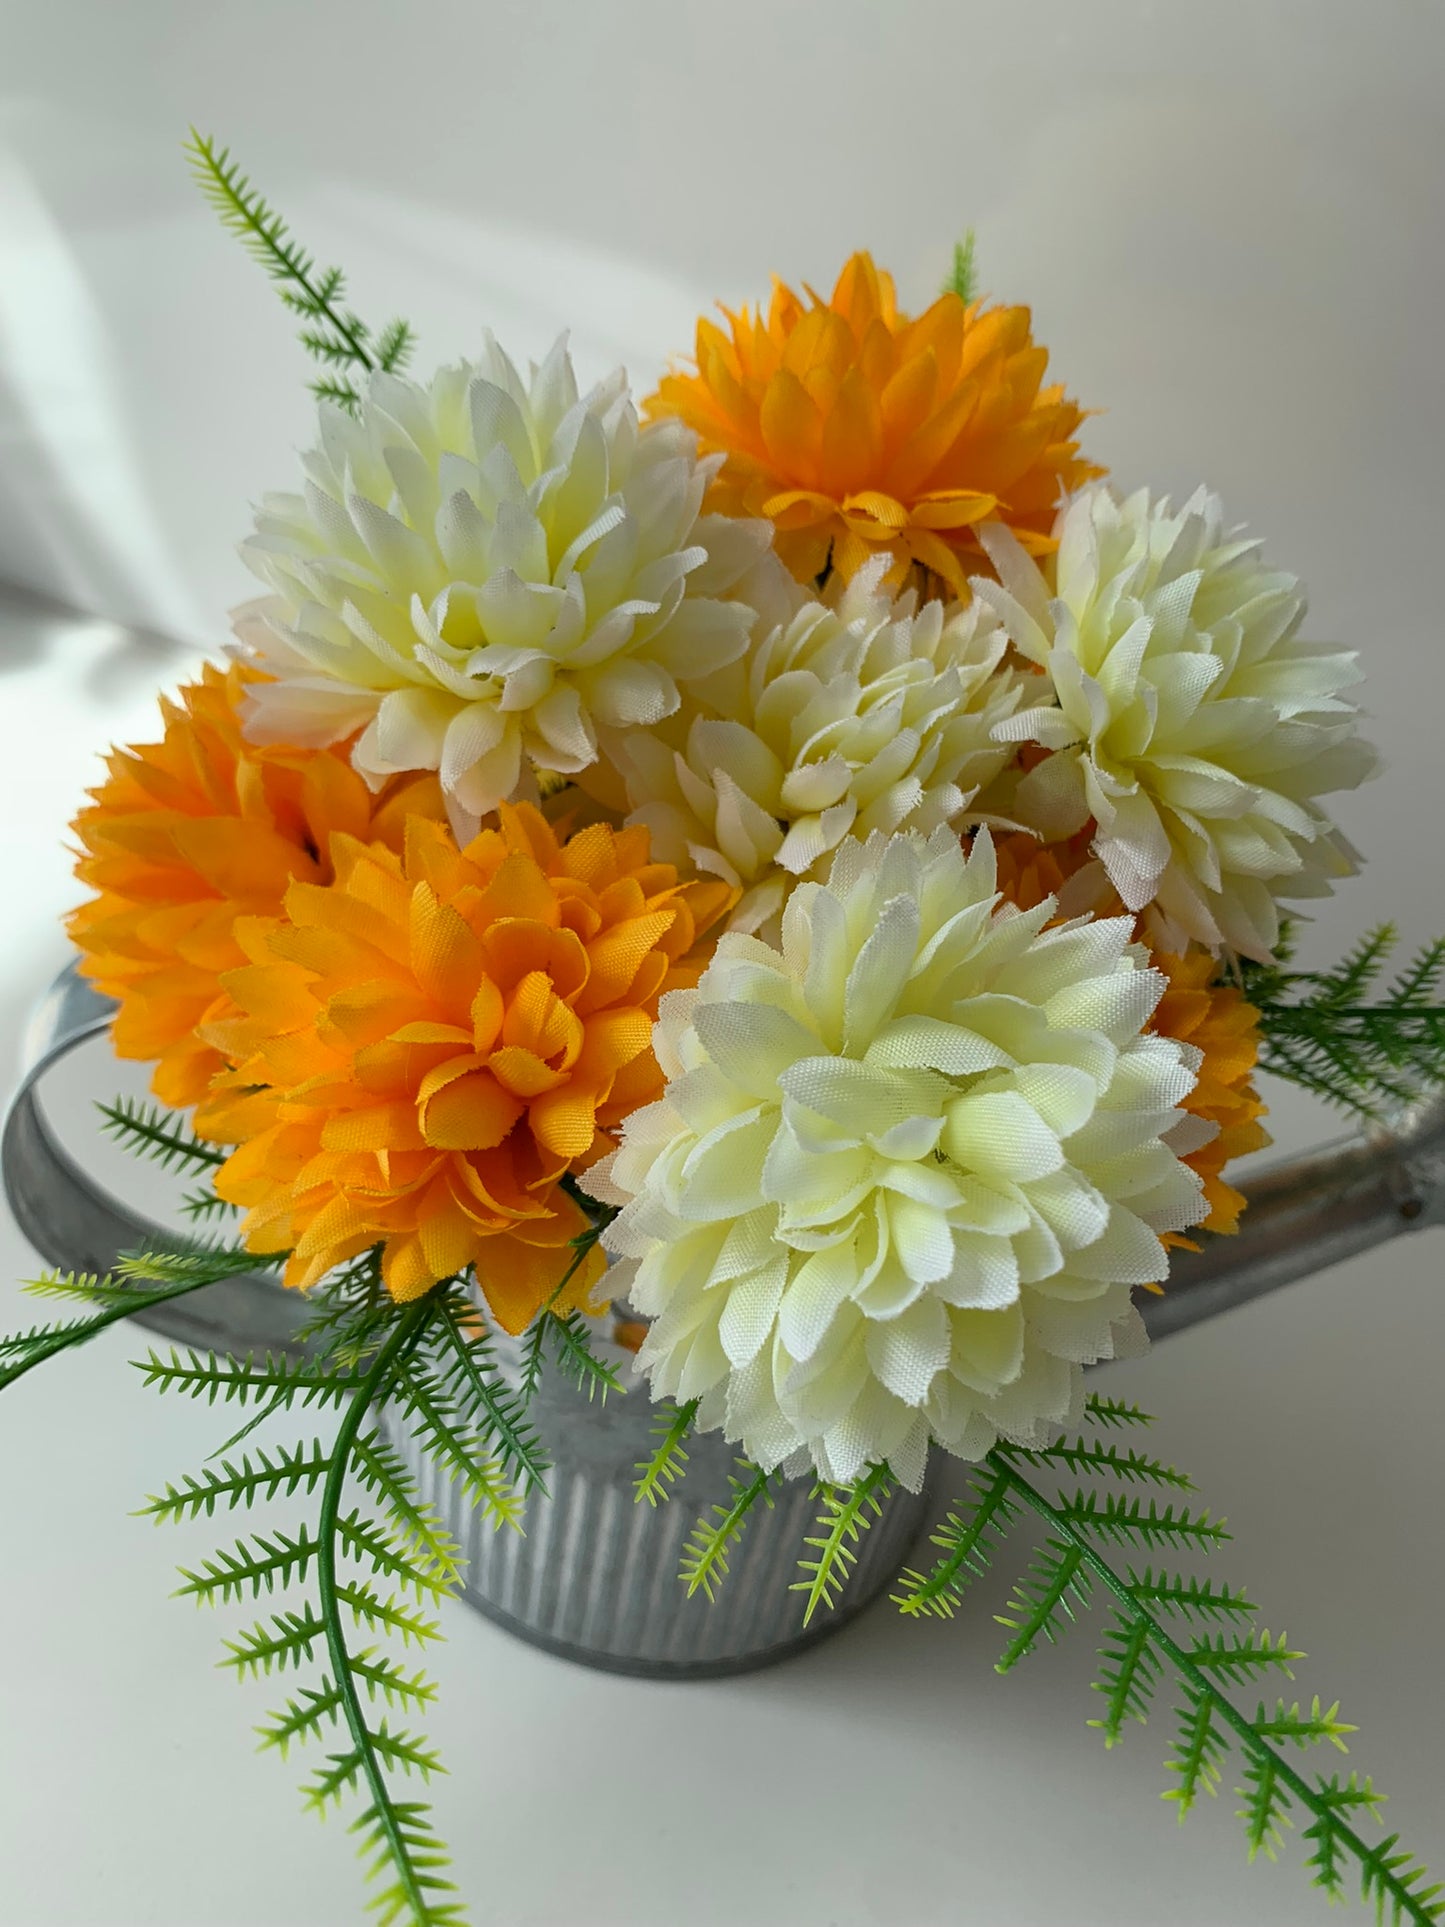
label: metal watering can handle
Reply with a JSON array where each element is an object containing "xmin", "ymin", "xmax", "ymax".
[{"xmin": 4, "ymin": 962, "xmax": 1444, "ymax": 1356}]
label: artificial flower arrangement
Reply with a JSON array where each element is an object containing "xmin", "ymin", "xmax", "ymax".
[{"xmin": 4, "ymin": 133, "xmax": 1444, "ymax": 1925}]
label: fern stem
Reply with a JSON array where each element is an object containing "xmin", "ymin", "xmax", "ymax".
[
  {"xmin": 316, "ymin": 1298, "xmax": 437, "ymax": 1922},
  {"xmin": 992, "ymin": 1455, "xmax": 1434, "ymax": 1925},
  {"xmin": 187, "ymin": 130, "xmax": 374, "ymax": 376},
  {"xmin": 0, "ymin": 1273, "xmax": 247, "ymax": 1392}
]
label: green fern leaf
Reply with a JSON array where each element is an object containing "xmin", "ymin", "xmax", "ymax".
[
  {"xmin": 175, "ymin": 1527, "xmax": 320, "ymax": 1604},
  {"xmin": 680, "ymin": 1460, "xmax": 777, "ymax": 1602},
  {"xmin": 1252, "ymin": 1696, "xmax": 1355, "ymax": 1752},
  {"xmin": 1082, "ymin": 1394, "xmax": 1157, "ymax": 1430},
  {"xmin": 1125, "ymin": 1568, "xmax": 1258, "ymax": 1624},
  {"xmin": 336, "ymin": 1510, "xmax": 449, "ymax": 1602},
  {"xmin": 96, "ymin": 1095, "xmax": 224, "ymax": 1172},
  {"xmin": 635, "ymin": 1398, "xmax": 698, "ymax": 1506},
  {"xmin": 944, "ymin": 231, "xmax": 978, "ymax": 304},
  {"xmin": 347, "ymin": 1651, "xmax": 438, "ymax": 1713},
  {"xmin": 139, "ymin": 1440, "xmax": 334, "ymax": 1523},
  {"xmin": 1162, "ymin": 1688, "xmax": 1228, "ymax": 1817},
  {"xmin": 892, "ymin": 1464, "xmax": 1018, "ymax": 1618},
  {"xmin": 1187, "ymin": 1629, "xmax": 1303, "ymax": 1682},
  {"xmin": 791, "ymin": 1463, "xmax": 894, "ymax": 1625},
  {"xmin": 1054, "ymin": 1489, "xmax": 1229, "ymax": 1552},
  {"xmin": 1239, "ymin": 1751, "xmax": 1294, "ymax": 1861},
  {"xmin": 1088, "ymin": 1611, "xmax": 1162, "ymax": 1746},
  {"xmin": 1000, "ymin": 1436, "xmax": 1193, "ymax": 1491},
  {"xmin": 222, "ymin": 1609, "xmax": 327, "ymax": 1678},
  {"xmin": 259, "ymin": 1681, "xmax": 345, "ymax": 1759},
  {"xmin": 428, "ymin": 1318, "xmax": 550, "ymax": 1493},
  {"xmin": 546, "ymin": 1311, "xmax": 624, "ymax": 1405},
  {"xmin": 334, "ymin": 1580, "xmax": 441, "ymax": 1649},
  {"xmin": 351, "ymin": 1431, "xmax": 462, "ymax": 1589},
  {"xmin": 994, "ymin": 1536, "xmax": 1090, "ymax": 1669},
  {"xmin": 391, "ymin": 1363, "xmax": 523, "ymax": 1530}
]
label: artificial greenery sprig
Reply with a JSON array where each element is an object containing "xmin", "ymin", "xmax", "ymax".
[
  {"xmin": 895, "ymin": 1400, "xmax": 1442, "ymax": 1925},
  {"xmin": 186, "ymin": 130, "xmax": 414, "ymax": 412},
  {"xmin": 1244, "ymin": 922, "xmax": 1445, "ymax": 1121}
]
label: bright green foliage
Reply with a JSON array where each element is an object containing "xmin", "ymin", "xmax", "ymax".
[
  {"xmin": 944, "ymin": 231, "xmax": 978, "ymax": 304},
  {"xmin": 892, "ymin": 1462, "xmax": 1020, "ymax": 1620},
  {"xmin": 543, "ymin": 1311, "xmax": 624, "ymax": 1405},
  {"xmin": 96, "ymin": 1096, "xmax": 224, "ymax": 1173},
  {"xmin": 1, "ymin": 1246, "xmax": 271, "ymax": 1392},
  {"xmin": 635, "ymin": 1398, "xmax": 698, "ymax": 1506},
  {"xmin": 998, "ymin": 1434, "xmax": 1194, "ymax": 1491},
  {"xmin": 1081, "ymin": 1393, "xmax": 1156, "ymax": 1429},
  {"xmin": 185, "ymin": 130, "xmax": 415, "ymax": 414},
  {"xmin": 139, "ymin": 1439, "xmax": 335, "ymax": 1522},
  {"xmin": 888, "ymin": 1398, "xmax": 1442, "ymax": 1925},
  {"xmin": 995, "ymin": 1536, "xmax": 1091, "ymax": 1667},
  {"xmin": 680, "ymin": 1461, "xmax": 777, "ymax": 1602},
  {"xmin": 792, "ymin": 1463, "xmax": 895, "ymax": 1625},
  {"xmin": 422, "ymin": 1311, "xmax": 549, "ymax": 1494},
  {"xmin": 1244, "ymin": 922, "xmax": 1445, "ymax": 1119}
]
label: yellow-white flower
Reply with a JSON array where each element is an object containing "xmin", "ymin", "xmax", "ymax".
[
  {"xmin": 975, "ymin": 485, "xmax": 1377, "ymax": 962},
  {"xmin": 584, "ymin": 828, "xmax": 1207, "ymax": 1490},
  {"xmin": 610, "ymin": 560, "xmax": 1027, "ymax": 934},
  {"xmin": 231, "ymin": 337, "xmax": 768, "ymax": 841}
]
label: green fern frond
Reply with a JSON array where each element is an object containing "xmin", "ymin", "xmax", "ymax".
[
  {"xmin": 1243, "ymin": 922, "xmax": 1445, "ymax": 1119},
  {"xmin": 427, "ymin": 1318, "xmax": 549, "ymax": 1493},
  {"xmin": 892, "ymin": 1463, "xmax": 1018, "ymax": 1619},
  {"xmin": 375, "ymin": 319, "xmax": 415, "ymax": 373},
  {"xmin": 999, "ymin": 1436, "xmax": 1193, "ymax": 1491},
  {"xmin": 792, "ymin": 1463, "xmax": 894, "ymax": 1625},
  {"xmin": 352, "ymin": 1800, "xmax": 467, "ymax": 1927},
  {"xmin": 1126, "ymin": 1569, "xmax": 1259, "ymax": 1625},
  {"xmin": 1239, "ymin": 1751, "xmax": 1294, "ymax": 1861},
  {"xmin": 1252, "ymin": 1696, "xmax": 1355, "ymax": 1752},
  {"xmin": 260, "ymin": 1682, "xmax": 345, "ymax": 1759},
  {"xmin": 1089, "ymin": 1610, "xmax": 1163, "ymax": 1747},
  {"xmin": 309, "ymin": 376, "xmax": 363, "ymax": 411},
  {"xmin": 334, "ymin": 1580, "xmax": 440, "ymax": 1650},
  {"xmin": 336, "ymin": 1510, "xmax": 449, "ymax": 1602},
  {"xmin": 1357, "ymin": 1836, "xmax": 1445, "ymax": 1926},
  {"xmin": 944, "ymin": 231, "xmax": 978, "ymax": 304},
  {"xmin": 545, "ymin": 1312, "xmax": 624, "ymax": 1405},
  {"xmin": 995, "ymin": 1536, "xmax": 1091, "ymax": 1669},
  {"xmin": 175, "ymin": 1527, "xmax": 320, "ymax": 1605},
  {"xmin": 179, "ymin": 1184, "xmax": 239, "ymax": 1223},
  {"xmin": 635, "ymin": 1398, "xmax": 698, "ymax": 1506},
  {"xmin": 1083, "ymin": 1394, "xmax": 1156, "ymax": 1430},
  {"xmin": 185, "ymin": 130, "xmax": 416, "ymax": 415},
  {"xmin": 351, "ymin": 1432, "xmax": 462, "ymax": 1590},
  {"xmin": 347, "ymin": 1651, "xmax": 438, "ymax": 1713},
  {"xmin": 96, "ymin": 1095, "xmax": 224, "ymax": 1172},
  {"xmin": 1054, "ymin": 1490, "xmax": 1229, "ymax": 1553},
  {"xmin": 1162, "ymin": 1688, "xmax": 1228, "ymax": 1817},
  {"xmin": 390, "ymin": 1362, "xmax": 523, "ymax": 1531},
  {"xmin": 1187, "ymin": 1629, "xmax": 1303, "ymax": 1682},
  {"xmin": 956, "ymin": 1444, "xmax": 1440, "ymax": 1923},
  {"xmin": 223, "ymin": 1609, "xmax": 327, "ymax": 1678},
  {"xmin": 679, "ymin": 1460, "xmax": 777, "ymax": 1602},
  {"xmin": 139, "ymin": 1440, "xmax": 334, "ymax": 1523},
  {"xmin": 135, "ymin": 1348, "xmax": 363, "ymax": 1411}
]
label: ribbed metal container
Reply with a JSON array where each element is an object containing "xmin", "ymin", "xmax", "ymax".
[{"xmin": 383, "ymin": 1349, "xmax": 931, "ymax": 1678}]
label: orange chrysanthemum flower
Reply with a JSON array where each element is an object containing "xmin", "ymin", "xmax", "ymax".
[
  {"xmin": 649, "ymin": 252, "xmax": 1100, "ymax": 596},
  {"xmin": 68, "ymin": 663, "xmax": 444, "ymax": 1108},
  {"xmin": 193, "ymin": 804, "xmax": 733, "ymax": 1324},
  {"xmin": 991, "ymin": 829, "xmax": 1270, "ymax": 1236}
]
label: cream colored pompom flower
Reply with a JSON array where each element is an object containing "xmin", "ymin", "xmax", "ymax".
[
  {"xmin": 231, "ymin": 336, "xmax": 768, "ymax": 841},
  {"xmin": 584, "ymin": 828, "xmax": 1208, "ymax": 1490},
  {"xmin": 609, "ymin": 559, "xmax": 1028, "ymax": 935},
  {"xmin": 975, "ymin": 484, "xmax": 1377, "ymax": 963}
]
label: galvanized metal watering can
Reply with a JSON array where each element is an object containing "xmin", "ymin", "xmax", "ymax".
[{"xmin": 6, "ymin": 960, "xmax": 1444, "ymax": 1675}]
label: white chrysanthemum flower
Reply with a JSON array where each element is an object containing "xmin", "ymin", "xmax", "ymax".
[
  {"xmin": 584, "ymin": 828, "xmax": 1207, "ymax": 1491},
  {"xmin": 230, "ymin": 336, "xmax": 768, "ymax": 841},
  {"xmin": 975, "ymin": 484, "xmax": 1377, "ymax": 962},
  {"xmin": 610, "ymin": 559, "xmax": 1028, "ymax": 934}
]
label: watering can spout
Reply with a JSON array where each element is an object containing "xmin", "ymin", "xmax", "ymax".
[{"xmin": 1142, "ymin": 1089, "xmax": 1445, "ymax": 1340}]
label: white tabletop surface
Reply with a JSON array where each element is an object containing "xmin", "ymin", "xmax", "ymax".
[{"xmin": 2, "ymin": 4, "xmax": 1444, "ymax": 1921}]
